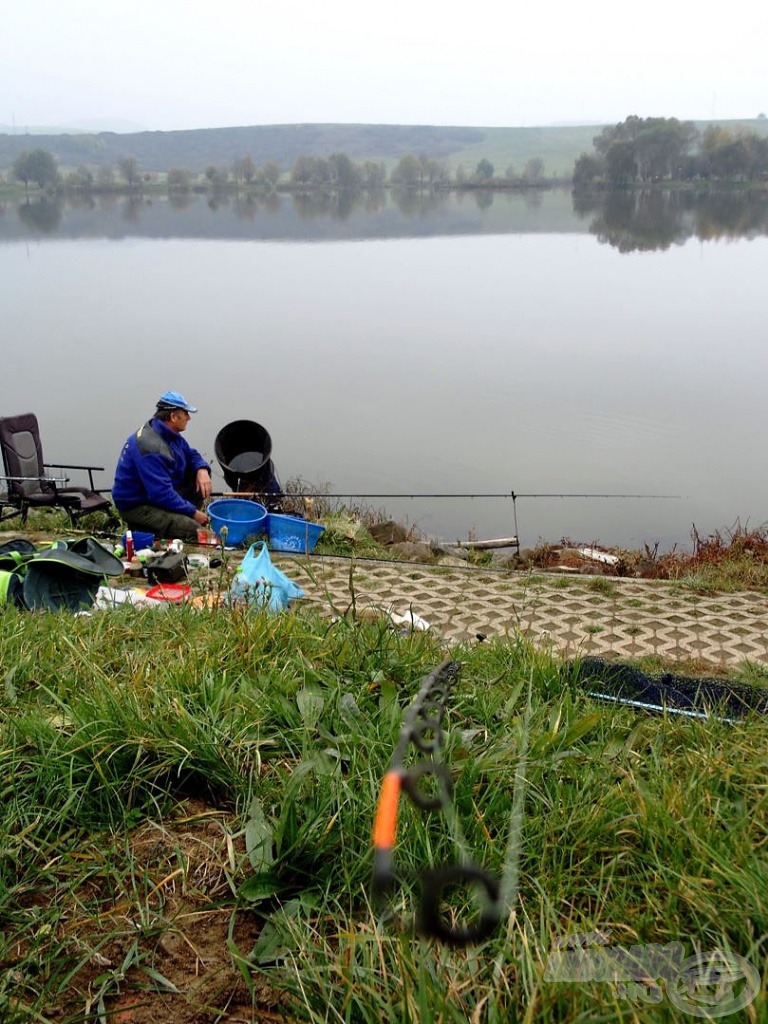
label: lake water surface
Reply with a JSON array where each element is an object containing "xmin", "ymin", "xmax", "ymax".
[{"xmin": 2, "ymin": 188, "xmax": 767, "ymax": 550}]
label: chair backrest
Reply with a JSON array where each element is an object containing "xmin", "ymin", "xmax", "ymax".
[{"xmin": 0, "ymin": 413, "xmax": 54, "ymax": 499}]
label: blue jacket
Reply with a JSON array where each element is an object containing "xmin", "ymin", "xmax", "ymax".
[{"xmin": 112, "ymin": 418, "xmax": 210, "ymax": 516}]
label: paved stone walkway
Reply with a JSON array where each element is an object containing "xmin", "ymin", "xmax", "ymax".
[{"xmin": 277, "ymin": 554, "xmax": 768, "ymax": 668}]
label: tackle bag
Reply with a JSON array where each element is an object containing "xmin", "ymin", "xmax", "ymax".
[
  {"xmin": 146, "ymin": 551, "xmax": 188, "ymax": 584},
  {"xmin": 0, "ymin": 569, "xmax": 25, "ymax": 608}
]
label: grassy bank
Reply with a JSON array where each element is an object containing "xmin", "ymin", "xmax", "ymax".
[{"xmin": 1, "ymin": 589, "xmax": 766, "ymax": 1021}]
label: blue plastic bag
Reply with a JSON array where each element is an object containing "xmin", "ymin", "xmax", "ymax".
[{"xmin": 229, "ymin": 542, "xmax": 304, "ymax": 613}]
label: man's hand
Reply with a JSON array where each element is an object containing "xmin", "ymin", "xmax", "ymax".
[
  {"xmin": 196, "ymin": 468, "xmax": 212, "ymax": 500},
  {"xmin": 193, "ymin": 508, "xmax": 209, "ymax": 526}
]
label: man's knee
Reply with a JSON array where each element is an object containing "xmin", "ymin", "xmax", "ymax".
[{"xmin": 121, "ymin": 505, "xmax": 199, "ymax": 543}]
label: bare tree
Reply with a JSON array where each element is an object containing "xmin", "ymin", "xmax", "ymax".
[
  {"xmin": 67, "ymin": 165, "xmax": 94, "ymax": 188},
  {"xmin": 523, "ymin": 157, "xmax": 545, "ymax": 183},
  {"xmin": 361, "ymin": 160, "xmax": 385, "ymax": 188},
  {"xmin": 167, "ymin": 168, "xmax": 191, "ymax": 191},
  {"xmin": 390, "ymin": 154, "xmax": 421, "ymax": 187},
  {"xmin": 232, "ymin": 155, "xmax": 256, "ymax": 184},
  {"xmin": 96, "ymin": 164, "xmax": 115, "ymax": 187},
  {"xmin": 262, "ymin": 161, "xmax": 281, "ymax": 187},
  {"xmin": 118, "ymin": 156, "xmax": 141, "ymax": 187}
]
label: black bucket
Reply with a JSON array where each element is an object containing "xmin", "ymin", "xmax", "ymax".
[{"xmin": 214, "ymin": 420, "xmax": 281, "ymax": 498}]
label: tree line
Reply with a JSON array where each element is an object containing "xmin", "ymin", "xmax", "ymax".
[
  {"xmin": 6, "ymin": 148, "xmax": 553, "ymax": 195},
  {"xmin": 574, "ymin": 115, "xmax": 768, "ymax": 186},
  {"xmin": 12, "ymin": 120, "xmax": 767, "ymax": 196}
]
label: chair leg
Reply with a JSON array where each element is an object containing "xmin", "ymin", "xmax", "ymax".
[{"xmin": 0, "ymin": 503, "xmax": 22, "ymax": 524}]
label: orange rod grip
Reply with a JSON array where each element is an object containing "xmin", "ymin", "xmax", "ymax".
[{"xmin": 372, "ymin": 771, "xmax": 402, "ymax": 850}]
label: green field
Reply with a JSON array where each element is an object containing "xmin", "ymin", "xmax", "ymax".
[{"xmin": 445, "ymin": 124, "xmax": 605, "ymax": 178}]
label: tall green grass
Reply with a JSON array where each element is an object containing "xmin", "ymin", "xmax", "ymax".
[{"xmin": 1, "ymin": 602, "xmax": 766, "ymax": 1021}]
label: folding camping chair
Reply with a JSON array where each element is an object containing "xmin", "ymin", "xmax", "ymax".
[{"xmin": 0, "ymin": 412, "xmax": 114, "ymax": 527}]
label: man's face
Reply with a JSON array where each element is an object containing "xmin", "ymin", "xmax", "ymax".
[{"xmin": 168, "ymin": 408, "xmax": 191, "ymax": 433}]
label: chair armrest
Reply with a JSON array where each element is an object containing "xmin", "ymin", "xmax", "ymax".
[{"xmin": 45, "ymin": 462, "xmax": 105, "ymax": 491}]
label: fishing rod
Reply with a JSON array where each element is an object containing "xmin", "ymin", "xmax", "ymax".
[
  {"xmin": 212, "ymin": 490, "xmax": 682, "ymax": 500},
  {"xmin": 207, "ymin": 487, "xmax": 683, "ymax": 553},
  {"xmin": 585, "ymin": 691, "xmax": 738, "ymax": 724},
  {"xmin": 210, "ymin": 489, "xmax": 682, "ymax": 546}
]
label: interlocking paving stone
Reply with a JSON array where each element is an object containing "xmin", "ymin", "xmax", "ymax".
[{"xmin": 275, "ymin": 554, "xmax": 768, "ymax": 668}]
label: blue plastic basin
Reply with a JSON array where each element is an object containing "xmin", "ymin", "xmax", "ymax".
[
  {"xmin": 207, "ymin": 499, "xmax": 268, "ymax": 547},
  {"xmin": 267, "ymin": 514, "xmax": 325, "ymax": 554}
]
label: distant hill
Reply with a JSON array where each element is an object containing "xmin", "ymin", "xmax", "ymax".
[
  {"xmin": 0, "ymin": 119, "xmax": 147, "ymax": 136},
  {"xmin": 1, "ymin": 120, "xmax": 766, "ymax": 178}
]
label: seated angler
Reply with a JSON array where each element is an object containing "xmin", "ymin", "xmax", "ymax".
[{"xmin": 112, "ymin": 390, "xmax": 212, "ymax": 543}]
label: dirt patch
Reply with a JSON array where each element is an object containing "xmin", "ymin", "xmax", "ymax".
[{"xmin": 29, "ymin": 799, "xmax": 289, "ymax": 1024}]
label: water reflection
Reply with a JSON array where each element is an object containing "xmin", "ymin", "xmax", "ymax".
[
  {"xmin": 574, "ymin": 188, "xmax": 768, "ymax": 252},
  {"xmin": 473, "ymin": 190, "xmax": 494, "ymax": 210},
  {"xmin": 695, "ymin": 191, "xmax": 768, "ymax": 240},
  {"xmin": 207, "ymin": 194, "xmax": 229, "ymax": 212},
  {"xmin": 291, "ymin": 188, "xmax": 384, "ymax": 220},
  {"xmin": 4, "ymin": 188, "xmax": 768, "ymax": 250},
  {"xmin": 168, "ymin": 192, "xmax": 193, "ymax": 212},
  {"xmin": 389, "ymin": 187, "xmax": 452, "ymax": 217},
  {"xmin": 122, "ymin": 196, "xmax": 151, "ymax": 223},
  {"xmin": 16, "ymin": 198, "xmax": 62, "ymax": 233}
]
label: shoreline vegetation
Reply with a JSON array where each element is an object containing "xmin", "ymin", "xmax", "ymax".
[
  {"xmin": 2, "ymin": 176, "xmax": 767, "ymax": 204},
  {"xmin": 2, "ymin": 115, "xmax": 767, "ymax": 202}
]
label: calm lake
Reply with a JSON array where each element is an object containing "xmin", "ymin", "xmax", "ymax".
[{"xmin": 3, "ymin": 187, "xmax": 768, "ymax": 550}]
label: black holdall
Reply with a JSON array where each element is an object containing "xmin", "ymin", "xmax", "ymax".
[{"xmin": 146, "ymin": 552, "xmax": 188, "ymax": 584}]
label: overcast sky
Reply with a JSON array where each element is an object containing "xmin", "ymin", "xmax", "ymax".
[{"xmin": 3, "ymin": 0, "xmax": 766, "ymax": 133}]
